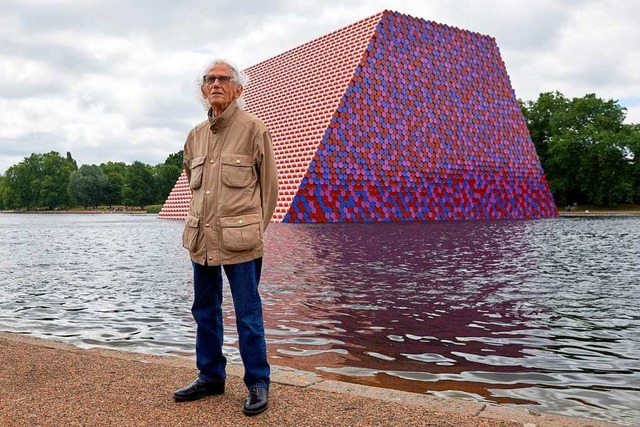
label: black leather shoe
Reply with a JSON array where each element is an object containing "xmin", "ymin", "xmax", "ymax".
[
  {"xmin": 243, "ymin": 387, "xmax": 268, "ymax": 416},
  {"xmin": 173, "ymin": 378, "xmax": 225, "ymax": 402}
]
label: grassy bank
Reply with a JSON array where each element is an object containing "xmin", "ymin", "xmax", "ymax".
[
  {"xmin": 557, "ymin": 204, "xmax": 640, "ymax": 213},
  {"xmin": 1, "ymin": 205, "xmax": 158, "ymax": 214}
]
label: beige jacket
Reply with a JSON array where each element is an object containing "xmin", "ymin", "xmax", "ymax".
[{"xmin": 182, "ymin": 101, "xmax": 278, "ymax": 266}]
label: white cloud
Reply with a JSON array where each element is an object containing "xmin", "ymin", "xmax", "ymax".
[{"xmin": 1, "ymin": 0, "xmax": 639, "ymax": 174}]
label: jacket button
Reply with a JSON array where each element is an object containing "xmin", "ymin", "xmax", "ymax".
[
  {"xmin": 205, "ymin": 223, "xmax": 210, "ymax": 227},
  {"xmin": 208, "ymin": 256, "xmax": 213, "ymax": 261},
  {"xmin": 212, "ymin": 129, "xmax": 217, "ymax": 134},
  {"xmin": 205, "ymin": 190, "xmax": 211, "ymax": 195},
  {"xmin": 235, "ymin": 159, "xmax": 241, "ymax": 164},
  {"xmin": 210, "ymin": 159, "xmax": 214, "ymax": 164},
  {"xmin": 238, "ymin": 219, "xmax": 244, "ymax": 224}
]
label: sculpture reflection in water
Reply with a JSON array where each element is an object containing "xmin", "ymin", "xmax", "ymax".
[{"xmin": 259, "ymin": 220, "xmax": 543, "ymax": 405}]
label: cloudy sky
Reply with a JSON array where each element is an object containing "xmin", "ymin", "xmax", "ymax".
[{"xmin": 1, "ymin": 0, "xmax": 639, "ymax": 174}]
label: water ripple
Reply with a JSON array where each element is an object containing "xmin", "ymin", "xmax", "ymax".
[{"xmin": 1, "ymin": 214, "xmax": 639, "ymax": 425}]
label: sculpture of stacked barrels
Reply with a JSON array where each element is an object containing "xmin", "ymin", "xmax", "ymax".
[{"xmin": 158, "ymin": 10, "xmax": 557, "ymax": 222}]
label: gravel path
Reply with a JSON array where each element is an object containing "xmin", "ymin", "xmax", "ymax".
[{"xmin": 0, "ymin": 332, "xmax": 619, "ymax": 427}]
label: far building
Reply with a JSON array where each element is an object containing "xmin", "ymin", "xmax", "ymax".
[{"xmin": 159, "ymin": 10, "xmax": 557, "ymax": 222}]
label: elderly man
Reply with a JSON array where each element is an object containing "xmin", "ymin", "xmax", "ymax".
[{"xmin": 173, "ymin": 59, "xmax": 278, "ymax": 416}]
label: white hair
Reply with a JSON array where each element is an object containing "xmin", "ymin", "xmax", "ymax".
[{"xmin": 197, "ymin": 58, "xmax": 248, "ymax": 110}]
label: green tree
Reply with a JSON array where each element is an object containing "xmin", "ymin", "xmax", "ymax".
[
  {"xmin": 164, "ymin": 150, "xmax": 184, "ymax": 171},
  {"xmin": 122, "ymin": 161, "xmax": 156, "ymax": 209},
  {"xmin": 68, "ymin": 164, "xmax": 109, "ymax": 208},
  {"xmin": 153, "ymin": 150, "xmax": 183, "ymax": 204},
  {"xmin": 4, "ymin": 162, "xmax": 32, "ymax": 209},
  {"xmin": 0, "ymin": 176, "xmax": 8, "ymax": 210},
  {"xmin": 576, "ymin": 130, "xmax": 633, "ymax": 205},
  {"xmin": 522, "ymin": 92, "xmax": 634, "ymax": 206},
  {"xmin": 520, "ymin": 91, "xmax": 569, "ymax": 167},
  {"xmin": 66, "ymin": 151, "xmax": 78, "ymax": 169},
  {"xmin": 153, "ymin": 163, "xmax": 181, "ymax": 204},
  {"xmin": 3, "ymin": 152, "xmax": 76, "ymax": 210},
  {"xmin": 38, "ymin": 151, "xmax": 77, "ymax": 209},
  {"xmin": 622, "ymin": 123, "xmax": 640, "ymax": 203},
  {"xmin": 100, "ymin": 162, "xmax": 127, "ymax": 207}
]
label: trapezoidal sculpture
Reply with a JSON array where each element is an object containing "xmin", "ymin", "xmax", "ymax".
[{"xmin": 158, "ymin": 10, "xmax": 557, "ymax": 222}]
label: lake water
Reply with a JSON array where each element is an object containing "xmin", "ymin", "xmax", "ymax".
[{"xmin": 0, "ymin": 213, "xmax": 638, "ymax": 425}]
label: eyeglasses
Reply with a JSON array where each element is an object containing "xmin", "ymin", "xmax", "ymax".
[{"xmin": 202, "ymin": 75, "xmax": 233, "ymax": 85}]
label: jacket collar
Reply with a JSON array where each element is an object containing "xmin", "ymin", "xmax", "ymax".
[{"xmin": 208, "ymin": 100, "xmax": 238, "ymax": 130}]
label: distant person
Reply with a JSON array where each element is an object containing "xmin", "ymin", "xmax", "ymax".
[{"xmin": 173, "ymin": 59, "xmax": 278, "ymax": 416}]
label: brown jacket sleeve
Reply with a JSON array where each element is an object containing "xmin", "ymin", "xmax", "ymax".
[
  {"xmin": 182, "ymin": 129, "xmax": 194, "ymax": 192},
  {"xmin": 183, "ymin": 131, "xmax": 193, "ymax": 187},
  {"xmin": 256, "ymin": 129, "xmax": 279, "ymax": 231}
]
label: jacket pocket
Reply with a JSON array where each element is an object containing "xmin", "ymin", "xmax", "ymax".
[
  {"xmin": 189, "ymin": 156, "xmax": 206, "ymax": 189},
  {"xmin": 221, "ymin": 153, "xmax": 254, "ymax": 188},
  {"xmin": 220, "ymin": 214, "xmax": 261, "ymax": 252},
  {"xmin": 182, "ymin": 214, "xmax": 200, "ymax": 251}
]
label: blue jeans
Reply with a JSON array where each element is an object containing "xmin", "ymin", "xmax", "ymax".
[{"xmin": 191, "ymin": 257, "xmax": 270, "ymax": 389}]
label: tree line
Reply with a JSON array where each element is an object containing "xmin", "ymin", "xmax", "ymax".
[
  {"xmin": 1, "ymin": 91, "xmax": 639, "ymax": 211},
  {"xmin": 0, "ymin": 151, "xmax": 183, "ymax": 210},
  {"xmin": 520, "ymin": 92, "xmax": 640, "ymax": 206}
]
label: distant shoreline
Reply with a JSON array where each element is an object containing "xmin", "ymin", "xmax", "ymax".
[
  {"xmin": 0, "ymin": 209, "xmax": 151, "ymax": 215},
  {"xmin": 558, "ymin": 211, "xmax": 640, "ymax": 217}
]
